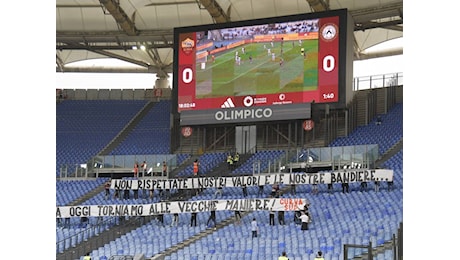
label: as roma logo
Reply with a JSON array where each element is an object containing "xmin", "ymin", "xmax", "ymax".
[
  {"xmin": 181, "ymin": 126, "xmax": 192, "ymax": 137},
  {"xmin": 181, "ymin": 38, "xmax": 195, "ymax": 55}
]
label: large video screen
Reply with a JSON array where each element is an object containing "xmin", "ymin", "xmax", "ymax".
[{"xmin": 174, "ymin": 9, "xmax": 348, "ymax": 125}]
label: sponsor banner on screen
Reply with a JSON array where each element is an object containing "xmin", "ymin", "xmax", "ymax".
[
  {"xmin": 110, "ymin": 169, "xmax": 393, "ymax": 190},
  {"xmin": 56, "ymin": 198, "xmax": 308, "ymax": 218},
  {"xmin": 180, "ymin": 102, "xmax": 311, "ymax": 125}
]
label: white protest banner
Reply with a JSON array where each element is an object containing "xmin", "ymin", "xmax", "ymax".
[
  {"xmin": 110, "ymin": 169, "xmax": 393, "ymax": 190},
  {"xmin": 56, "ymin": 198, "xmax": 307, "ymax": 218}
]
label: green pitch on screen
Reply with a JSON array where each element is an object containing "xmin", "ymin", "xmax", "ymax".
[{"xmin": 195, "ymin": 40, "xmax": 318, "ymax": 99}]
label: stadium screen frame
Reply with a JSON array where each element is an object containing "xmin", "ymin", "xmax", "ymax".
[{"xmin": 173, "ymin": 9, "xmax": 349, "ymax": 126}]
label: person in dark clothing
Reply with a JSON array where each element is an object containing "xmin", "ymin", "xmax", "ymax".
[
  {"xmin": 294, "ymin": 210, "xmax": 301, "ymax": 225},
  {"xmin": 360, "ymin": 181, "xmax": 368, "ymax": 192},
  {"xmin": 190, "ymin": 212, "xmax": 197, "ymax": 227},
  {"xmin": 278, "ymin": 211, "xmax": 285, "ymax": 225},
  {"xmin": 271, "ymin": 182, "xmax": 279, "ymax": 197},
  {"xmin": 290, "ymin": 184, "xmax": 296, "ymax": 195},
  {"xmin": 269, "ymin": 210, "xmax": 275, "ymax": 226},
  {"xmin": 342, "ymin": 182, "xmax": 349, "ymax": 193},
  {"xmin": 374, "ymin": 180, "xmax": 380, "ymax": 192},
  {"xmin": 156, "ymin": 214, "xmax": 164, "ymax": 225},
  {"xmin": 327, "ymin": 183, "xmax": 333, "ymax": 193},
  {"xmin": 387, "ymin": 179, "xmax": 394, "ymax": 191},
  {"xmin": 242, "ymin": 184, "xmax": 248, "ymax": 197},
  {"xmin": 104, "ymin": 180, "xmax": 111, "ymax": 200},
  {"xmin": 133, "ymin": 187, "xmax": 138, "ymax": 199},
  {"xmin": 207, "ymin": 210, "xmax": 216, "ymax": 228},
  {"xmin": 234, "ymin": 210, "xmax": 242, "ymax": 225},
  {"xmin": 258, "ymin": 185, "xmax": 264, "ymax": 196},
  {"xmin": 170, "ymin": 213, "xmax": 179, "ymax": 227},
  {"xmin": 123, "ymin": 189, "xmax": 130, "ymax": 199}
]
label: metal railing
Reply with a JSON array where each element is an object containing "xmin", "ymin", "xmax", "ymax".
[
  {"xmin": 353, "ymin": 72, "xmax": 403, "ymax": 91},
  {"xmin": 343, "ymin": 222, "xmax": 403, "ymax": 260}
]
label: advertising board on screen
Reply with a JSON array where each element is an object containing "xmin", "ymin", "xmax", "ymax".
[{"xmin": 174, "ymin": 9, "xmax": 348, "ymax": 125}]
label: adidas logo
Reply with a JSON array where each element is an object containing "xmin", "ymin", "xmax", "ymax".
[{"xmin": 221, "ymin": 97, "xmax": 235, "ymax": 108}]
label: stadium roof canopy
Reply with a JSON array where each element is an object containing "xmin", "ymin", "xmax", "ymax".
[{"xmin": 56, "ymin": 0, "xmax": 403, "ymax": 77}]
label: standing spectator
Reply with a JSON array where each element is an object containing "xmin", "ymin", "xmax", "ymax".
[
  {"xmin": 242, "ymin": 184, "xmax": 248, "ymax": 197},
  {"xmin": 149, "ymin": 186, "xmax": 154, "ymax": 200},
  {"xmin": 312, "ymin": 183, "xmax": 319, "ymax": 195},
  {"xmin": 214, "ymin": 186, "xmax": 223, "ymax": 198},
  {"xmin": 64, "ymin": 217, "xmax": 70, "ymax": 228},
  {"xmin": 123, "ymin": 188, "xmax": 130, "ymax": 200},
  {"xmin": 314, "ymin": 251, "xmax": 325, "ymax": 260},
  {"xmin": 376, "ymin": 115, "xmax": 382, "ymax": 125},
  {"xmin": 170, "ymin": 213, "xmax": 179, "ymax": 227},
  {"xmin": 234, "ymin": 210, "xmax": 242, "ymax": 225},
  {"xmin": 233, "ymin": 152, "xmax": 240, "ymax": 167},
  {"xmin": 142, "ymin": 183, "xmax": 148, "ymax": 199},
  {"xmin": 162, "ymin": 161, "xmax": 168, "ymax": 177},
  {"xmin": 190, "ymin": 212, "xmax": 197, "ymax": 227},
  {"xmin": 207, "ymin": 210, "xmax": 216, "ymax": 228},
  {"xmin": 294, "ymin": 210, "xmax": 301, "ymax": 225},
  {"xmin": 193, "ymin": 159, "xmax": 199, "ymax": 176},
  {"xmin": 302, "ymin": 200, "xmax": 310, "ymax": 214},
  {"xmin": 269, "ymin": 210, "xmax": 275, "ymax": 226},
  {"xmin": 104, "ymin": 180, "xmax": 111, "ymax": 200},
  {"xmin": 140, "ymin": 161, "xmax": 147, "ymax": 177},
  {"xmin": 387, "ymin": 179, "xmax": 394, "ymax": 191},
  {"xmin": 297, "ymin": 212, "xmax": 310, "ymax": 230},
  {"xmin": 342, "ymin": 182, "xmax": 349, "ymax": 193},
  {"xmin": 113, "ymin": 188, "xmax": 120, "ymax": 199},
  {"xmin": 258, "ymin": 185, "xmax": 264, "ymax": 196},
  {"xmin": 133, "ymin": 186, "xmax": 139, "ymax": 199},
  {"xmin": 374, "ymin": 180, "xmax": 380, "ymax": 192},
  {"xmin": 226, "ymin": 154, "xmax": 233, "ymax": 170},
  {"xmin": 251, "ymin": 218, "xmax": 258, "ymax": 238},
  {"xmin": 156, "ymin": 214, "xmax": 164, "ymax": 226},
  {"xmin": 271, "ymin": 182, "xmax": 279, "ymax": 197},
  {"xmin": 278, "ymin": 251, "xmax": 289, "ymax": 260},
  {"xmin": 327, "ymin": 183, "xmax": 333, "ymax": 193},
  {"xmin": 278, "ymin": 211, "xmax": 285, "ymax": 225},
  {"xmin": 360, "ymin": 181, "xmax": 368, "ymax": 192},
  {"xmin": 133, "ymin": 162, "xmax": 139, "ymax": 178},
  {"xmin": 290, "ymin": 184, "xmax": 296, "ymax": 195},
  {"xmin": 80, "ymin": 216, "xmax": 89, "ymax": 227},
  {"xmin": 159, "ymin": 188, "xmax": 165, "ymax": 200}
]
